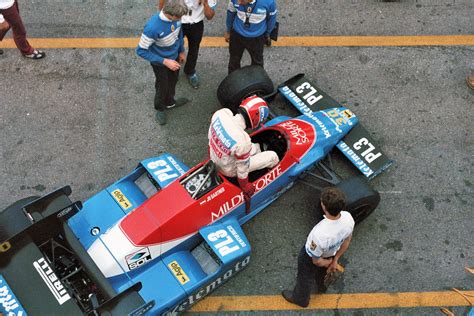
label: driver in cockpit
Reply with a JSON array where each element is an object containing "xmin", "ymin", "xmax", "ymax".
[{"xmin": 208, "ymin": 96, "xmax": 279, "ymax": 204}]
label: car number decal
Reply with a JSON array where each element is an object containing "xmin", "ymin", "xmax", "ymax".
[
  {"xmin": 168, "ymin": 261, "xmax": 190, "ymax": 285},
  {"xmin": 111, "ymin": 189, "xmax": 132, "ymax": 210},
  {"xmin": 147, "ymin": 159, "xmax": 179, "ymax": 182},
  {"xmin": 207, "ymin": 229, "xmax": 240, "ymax": 257},
  {"xmin": 295, "ymin": 81, "xmax": 324, "ymax": 106},
  {"xmin": 353, "ymin": 137, "xmax": 382, "ymax": 163}
]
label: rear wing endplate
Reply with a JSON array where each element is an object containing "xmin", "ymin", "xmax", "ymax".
[{"xmin": 278, "ymin": 74, "xmax": 393, "ymax": 180}]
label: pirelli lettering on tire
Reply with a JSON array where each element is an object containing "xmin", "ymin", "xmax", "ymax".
[
  {"xmin": 168, "ymin": 261, "xmax": 190, "ymax": 285},
  {"xmin": 165, "ymin": 256, "xmax": 250, "ymax": 315}
]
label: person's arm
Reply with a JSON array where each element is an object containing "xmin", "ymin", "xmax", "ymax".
[
  {"xmin": 235, "ymin": 141, "xmax": 254, "ymax": 201},
  {"xmin": 136, "ymin": 22, "xmax": 165, "ymax": 65},
  {"xmin": 312, "ymin": 257, "xmax": 333, "ymax": 267},
  {"xmin": 266, "ymin": 0, "xmax": 277, "ymax": 36},
  {"xmin": 178, "ymin": 24, "xmax": 185, "ymax": 54},
  {"xmin": 178, "ymin": 23, "xmax": 186, "ymax": 63},
  {"xmin": 225, "ymin": 0, "xmax": 236, "ymax": 40},
  {"xmin": 202, "ymin": 0, "xmax": 216, "ymax": 20},
  {"xmin": 158, "ymin": 0, "xmax": 165, "ymax": 10},
  {"xmin": 327, "ymin": 235, "xmax": 352, "ymax": 273},
  {"xmin": 235, "ymin": 151, "xmax": 251, "ymax": 182}
]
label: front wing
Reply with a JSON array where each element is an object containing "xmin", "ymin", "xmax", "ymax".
[{"xmin": 278, "ymin": 74, "xmax": 393, "ymax": 179}]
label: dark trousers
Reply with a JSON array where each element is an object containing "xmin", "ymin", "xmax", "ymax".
[
  {"xmin": 0, "ymin": 1, "xmax": 34, "ymax": 55},
  {"xmin": 292, "ymin": 246, "xmax": 327, "ymax": 307},
  {"xmin": 182, "ymin": 21, "xmax": 204, "ymax": 76},
  {"xmin": 228, "ymin": 30, "xmax": 265, "ymax": 74},
  {"xmin": 151, "ymin": 63, "xmax": 179, "ymax": 111}
]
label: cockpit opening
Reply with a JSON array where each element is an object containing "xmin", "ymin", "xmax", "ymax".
[{"xmin": 180, "ymin": 161, "xmax": 222, "ymax": 199}]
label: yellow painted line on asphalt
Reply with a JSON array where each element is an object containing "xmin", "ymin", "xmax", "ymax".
[
  {"xmin": 189, "ymin": 291, "xmax": 474, "ymax": 312},
  {"xmin": 1, "ymin": 35, "xmax": 473, "ymax": 48}
]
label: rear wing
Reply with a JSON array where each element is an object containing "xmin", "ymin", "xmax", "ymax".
[
  {"xmin": 278, "ymin": 74, "xmax": 393, "ymax": 179},
  {"xmin": 0, "ymin": 187, "xmax": 147, "ymax": 315}
]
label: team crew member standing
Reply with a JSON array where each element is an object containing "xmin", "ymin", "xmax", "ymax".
[
  {"xmin": 0, "ymin": 0, "xmax": 45, "ymax": 59},
  {"xmin": 224, "ymin": 0, "xmax": 277, "ymax": 74},
  {"xmin": 137, "ymin": 0, "xmax": 189, "ymax": 125},
  {"xmin": 159, "ymin": 0, "xmax": 217, "ymax": 89},
  {"xmin": 0, "ymin": 14, "xmax": 6, "ymax": 55},
  {"xmin": 208, "ymin": 96, "xmax": 279, "ymax": 205},
  {"xmin": 282, "ymin": 187, "xmax": 355, "ymax": 308}
]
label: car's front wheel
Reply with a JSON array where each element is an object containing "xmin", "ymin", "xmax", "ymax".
[{"xmin": 336, "ymin": 177, "xmax": 380, "ymax": 225}]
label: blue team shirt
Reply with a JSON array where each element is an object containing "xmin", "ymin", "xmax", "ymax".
[
  {"xmin": 226, "ymin": 0, "xmax": 277, "ymax": 38},
  {"xmin": 136, "ymin": 11, "xmax": 184, "ymax": 65}
]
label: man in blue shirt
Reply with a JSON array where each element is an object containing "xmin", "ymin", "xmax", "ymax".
[
  {"xmin": 159, "ymin": 0, "xmax": 217, "ymax": 89},
  {"xmin": 224, "ymin": 0, "xmax": 277, "ymax": 74},
  {"xmin": 137, "ymin": 0, "xmax": 189, "ymax": 125}
]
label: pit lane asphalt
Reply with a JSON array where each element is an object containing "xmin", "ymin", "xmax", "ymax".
[{"xmin": 0, "ymin": 1, "xmax": 473, "ymax": 315}]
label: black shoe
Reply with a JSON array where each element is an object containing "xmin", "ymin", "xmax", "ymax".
[
  {"xmin": 166, "ymin": 97, "xmax": 189, "ymax": 109},
  {"xmin": 0, "ymin": 49, "xmax": 3, "ymax": 55},
  {"xmin": 23, "ymin": 49, "xmax": 45, "ymax": 60},
  {"xmin": 281, "ymin": 290, "xmax": 308, "ymax": 308}
]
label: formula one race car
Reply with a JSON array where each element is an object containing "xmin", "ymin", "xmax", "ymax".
[{"xmin": 0, "ymin": 66, "xmax": 392, "ymax": 316}]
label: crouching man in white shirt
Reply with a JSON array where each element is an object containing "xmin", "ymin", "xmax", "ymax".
[{"xmin": 282, "ymin": 187, "xmax": 355, "ymax": 308}]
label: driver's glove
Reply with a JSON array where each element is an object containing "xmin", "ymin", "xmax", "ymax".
[{"xmin": 238, "ymin": 177, "xmax": 255, "ymax": 199}]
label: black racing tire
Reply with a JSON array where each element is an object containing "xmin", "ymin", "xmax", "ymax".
[
  {"xmin": 217, "ymin": 65, "xmax": 274, "ymax": 112},
  {"xmin": 0, "ymin": 196, "xmax": 39, "ymax": 242},
  {"xmin": 336, "ymin": 177, "xmax": 380, "ymax": 225}
]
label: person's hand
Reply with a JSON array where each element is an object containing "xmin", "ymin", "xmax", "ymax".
[
  {"xmin": 224, "ymin": 31, "xmax": 230, "ymax": 43},
  {"xmin": 178, "ymin": 52, "xmax": 186, "ymax": 64},
  {"xmin": 238, "ymin": 178, "xmax": 255, "ymax": 198},
  {"xmin": 327, "ymin": 259, "xmax": 338, "ymax": 273},
  {"xmin": 0, "ymin": 20, "xmax": 9, "ymax": 32},
  {"xmin": 163, "ymin": 58, "xmax": 181, "ymax": 71}
]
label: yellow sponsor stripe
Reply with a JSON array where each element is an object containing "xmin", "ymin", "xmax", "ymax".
[
  {"xmin": 189, "ymin": 291, "xmax": 474, "ymax": 312},
  {"xmin": 168, "ymin": 261, "xmax": 190, "ymax": 285},
  {"xmin": 1, "ymin": 35, "xmax": 473, "ymax": 49},
  {"xmin": 111, "ymin": 189, "xmax": 132, "ymax": 210}
]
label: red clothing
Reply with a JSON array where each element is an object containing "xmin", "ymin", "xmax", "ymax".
[{"xmin": 0, "ymin": 1, "xmax": 34, "ymax": 55}]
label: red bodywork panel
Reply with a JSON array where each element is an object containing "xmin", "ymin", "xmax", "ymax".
[
  {"xmin": 120, "ymin": 119, "xmax": 316, "ymax": 247},
  {"xmin": 120, "ymin": 172, "xmax": 242, "ymax": 247}
]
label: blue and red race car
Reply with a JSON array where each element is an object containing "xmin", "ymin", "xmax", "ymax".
[{"xmin": 0, "ymin": 67, "xmax": 392, "ymax": 315}]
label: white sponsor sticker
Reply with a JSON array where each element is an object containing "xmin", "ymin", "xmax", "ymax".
[{"xmin": 33, "ymin": 258, "xmax": 71, "ymax": 305}]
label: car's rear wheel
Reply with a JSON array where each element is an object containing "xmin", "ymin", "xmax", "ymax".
[
  {"xmin": 336, "ymin": 177, "xmax": 380, "ymax": 225},
  {"xmin": 217, "ymin": 65, "xmax": 274, "ymax": 112}
]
